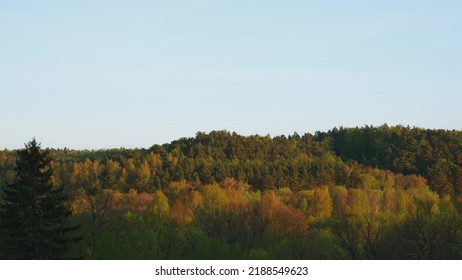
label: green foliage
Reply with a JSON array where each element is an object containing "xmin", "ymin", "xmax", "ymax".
[
  {"xmin": 0, "ymin": 139, "xmax": 79, "ymax": 259},
  {"xmin": 2, "ymin": 127, "xmax": 462, "ymax": 259},
  {"xmin": 380, "ymin": 204, "xmax": 462, "ymax": 259},
  {"xmin": 327, "ymin": 125, "xmax": 462, "ymax": 196}
]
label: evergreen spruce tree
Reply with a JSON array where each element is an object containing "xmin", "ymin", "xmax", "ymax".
[{"xmin": 0, "ymin": 139, "xmax": 79, "ymax": 259}]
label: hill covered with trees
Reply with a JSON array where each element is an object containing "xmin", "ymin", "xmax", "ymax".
[{"xmin": 1, "ymin": 125, "xmax": 462, "ymax": 259}]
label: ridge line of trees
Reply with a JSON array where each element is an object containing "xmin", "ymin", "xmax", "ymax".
[{"xmin": 1, "ymin": 125, "xmax": 462, "ymax": 259}]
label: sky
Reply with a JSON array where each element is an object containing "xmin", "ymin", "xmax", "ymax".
[{"xmin": 1, "ymin": 0, "xmax": 461, "ymax": 149}]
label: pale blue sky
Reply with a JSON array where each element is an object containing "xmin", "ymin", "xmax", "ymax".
[{"xmin": 1, "ymin": 0, "xmax": 461, "ymax": 149}]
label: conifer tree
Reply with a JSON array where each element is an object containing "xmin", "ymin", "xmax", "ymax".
[{"xmin": 0, "ymin": 139, "xmax": 79, "ymax": 259}]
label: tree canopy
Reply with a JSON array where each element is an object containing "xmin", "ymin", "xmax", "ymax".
[{"xmin": 1, "ymin": 126, "xmax": 462, "ymax": 259}]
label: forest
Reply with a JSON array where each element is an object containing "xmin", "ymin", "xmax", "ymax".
[{"xmin": 1, "ymin": 125, "xmax": 462, "ymax": 259}]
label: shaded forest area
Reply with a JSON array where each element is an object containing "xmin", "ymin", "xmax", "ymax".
[{"xmin": 1, "ymin": 125, "xmax": 462, "ymax": 259}]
